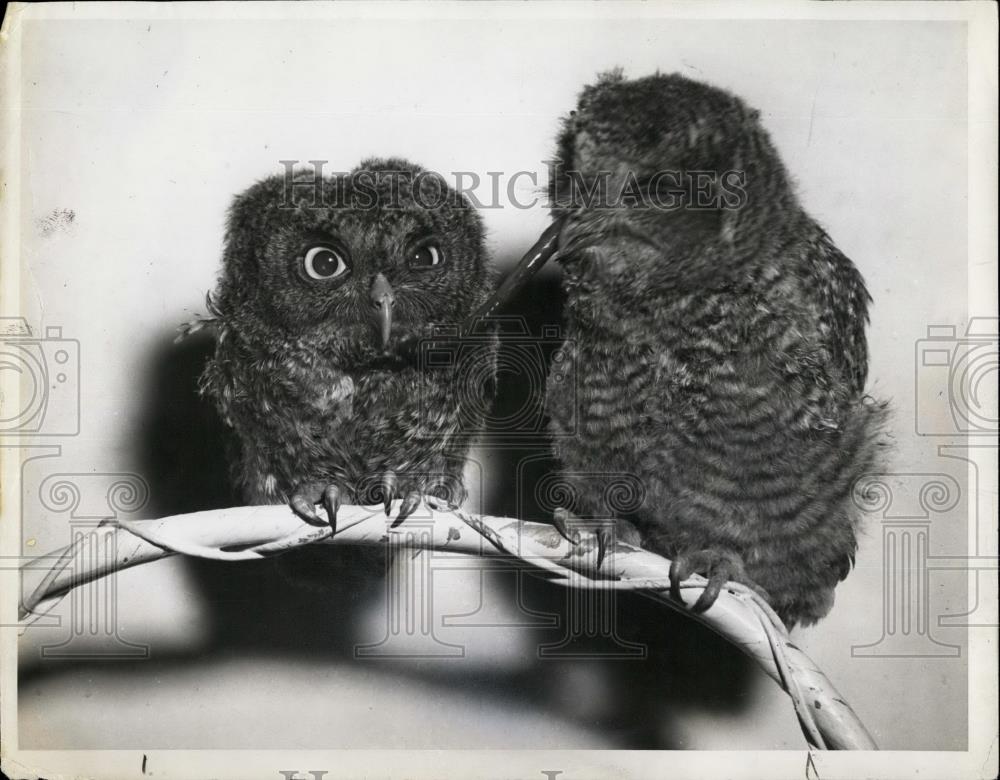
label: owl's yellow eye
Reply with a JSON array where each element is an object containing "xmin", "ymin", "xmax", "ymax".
[
  {"xmin": 303, "ymin": 245, "xmax": 350, "ymax": 280},
  {"xmin": 408, "ymin": 244, "xmax": 445, "ymax": 270}
]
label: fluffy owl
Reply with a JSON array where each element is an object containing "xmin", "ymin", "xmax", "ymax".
[
  {"xmin": 544, "ymin": 72, "xmax": 888, "ymax": 628},
  {"xmin": 200, "ymin": 158, "xmax": 494, "ymax": 541}
]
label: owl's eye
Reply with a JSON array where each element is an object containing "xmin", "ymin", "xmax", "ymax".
[
  {"xmin": 302, "ymin": 245, "xmax": 350, "ymax": 281},
  {"xmin": 408, "ymin": 243, "xmax": 445, "ymax": 270}
]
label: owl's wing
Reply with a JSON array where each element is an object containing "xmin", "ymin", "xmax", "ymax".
[
  {"xmin": 806, "ymin": 232, "xmax": 873, "ymax": 398},
  {"xmin": 197, "ymin": 323, "xmax": 239, "ymax": 428}
]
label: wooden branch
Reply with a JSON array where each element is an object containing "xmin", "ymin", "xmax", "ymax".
[{"xmin": 18, "ymin": 498, "xmax": 877, "ymax": 751}]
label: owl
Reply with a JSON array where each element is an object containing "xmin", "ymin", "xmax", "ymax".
[
  {"xmin": 200, "ymin": 158, "xmax": 495, "ymax": 544},
  {"xmin": 544, "ymin": 72, "xmax": 888, "ymax": 628}
]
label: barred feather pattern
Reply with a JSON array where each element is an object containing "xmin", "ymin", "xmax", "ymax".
[{"xmin": 546, "ymin": 72, "xmax": 889, "ymax": 628}]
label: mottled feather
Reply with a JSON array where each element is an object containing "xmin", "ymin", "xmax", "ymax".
[
  {"xmin": 201, "ymin": 159, "xmax": 495, "ymax": 554},
  {"xmin": 546, "ymin": 73, "xmax": 888, "ymax": 627}
]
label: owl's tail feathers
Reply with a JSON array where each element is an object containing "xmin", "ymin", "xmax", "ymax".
[
  {"xmin": 847, "ymin": 393, "xmax": 895, "ymax": 528},
  {"xmin": 780, "ymin": 394, "xmax": 892, "ymax": 628}
]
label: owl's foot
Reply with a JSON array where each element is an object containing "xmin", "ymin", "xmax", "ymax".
[
  {"xmin": 290, "ymin": 482, "xmax": 342, "ymax": 533},
  {"xmin": 552, "ymin": 508, "xmax": 613, "ymax": 570},
  {"xmin": 375, "ymin": 470, "xmax": 416, "ymax": 527},
  {"xmin": 552, "ymin": 507, "xmax": 582, "ymax": 545},
  {"xmin": 592, "ymin": 523, "xmax": 614, "ymax": 570},
  {"xmin": 668, "ymin": 548, "xmax": 767, "ymax": 614},
  {"xmin": 394, "ymin": 489, "xmax": 423, "ymax": 527},
  {"xmin": 377, "ymin": 470, "xmax": 465, "ymax": 528},
  {"xmin": 245, "ymin": 482, "xmax": 340, "ymax": 556},
  {"xmin": 379, "ymin": 470, "xmax": 398, "ymax": 517}
]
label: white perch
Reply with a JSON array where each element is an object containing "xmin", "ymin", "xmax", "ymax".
[{"xmin": 18, "ymin": 499, "xmax": 877, "ymax": 751}]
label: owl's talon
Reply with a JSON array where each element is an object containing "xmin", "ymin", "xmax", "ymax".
[
  {"xmin": 381, "ymin": 470, "xmax": 398, "ymax": 515},
  {"xmin": 669, "ymin": 548, "xmax": 754, "ymax": 614},
  {"xmin": 594, "ymin": 526, "xmax": 613, "ymax": 570},
  {"xmin": 692, "ymin": 572, "xmax": 727, "ymax": 614},
  {"xmin": 290, "ymin": 490, "xmax": 327, "ymax": 527},
  {"xmin": 393, "ymin": 491, "xmax": 423, "ymax": 527},
  {"xmin": 552, "ymin": 507, "xmax": 582, "ymax": 545},
  {"xmin": 321, "ymin": 485, "xmax": 341, "ymax": 534},
  {"xmin": 668, "ymin": 557, "xmax": 691, "ymax": 603}
]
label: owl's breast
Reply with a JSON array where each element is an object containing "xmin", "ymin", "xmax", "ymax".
[
  {"xmin": 303, "ymin": 373, "xmax": 355, "ymax": 415},
  {"xmin": 275, "ymin": 354, "xmax": 356, "ymax": 420},
  {"xmin": 547, "ymin": 332, "xmax": 665, "ymax": 453}
]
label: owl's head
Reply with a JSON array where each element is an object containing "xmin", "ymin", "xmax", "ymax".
[
  {"xmin": 551, "ymin": 70, "xmax": 767, "ymax": 188},
  {"xmin": 548, "ymin": 71, "xmax": 798, "ymax": 293},
  {"xmin": 214, "ymin": 158, "xmax": 492, "ymax": 359}
]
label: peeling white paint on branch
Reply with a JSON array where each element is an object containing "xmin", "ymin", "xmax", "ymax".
[{"xmin": 18, "ymin": 498, "xmax": 877, "ymax": 751}]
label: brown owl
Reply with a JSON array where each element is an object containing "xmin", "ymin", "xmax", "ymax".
[
  {"xmin": 201, "ymin": 159, "xmax": 495, "ymax": 550},
  {"xmin": 543, "ymin": 72, "xmax": 888, "ymax": 627}
]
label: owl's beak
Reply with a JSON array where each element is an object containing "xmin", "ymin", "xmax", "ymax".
[
  {"xmin": 461, "ymin": 215, "xmax": 565, "ymax": 333},
  {"xmin": 369, "ymin": 273, "xmax": 395, "ymax": 349}
]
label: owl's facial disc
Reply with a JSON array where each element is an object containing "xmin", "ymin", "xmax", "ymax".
[{"xmin": 369, "ymin": 272, "xmax": 395, "ymax": 349}]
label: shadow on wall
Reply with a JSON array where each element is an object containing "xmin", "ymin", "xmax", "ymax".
[{"xmin": 21, "ymin": 260, "xmax": 762, "ymax": 749}]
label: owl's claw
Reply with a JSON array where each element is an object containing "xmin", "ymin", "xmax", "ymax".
[
  {"xmin": 668, "ymin": 548, "xmax": 757, "ymax": 614},
  {"xmin": 594, "ymin": 525, "xmax": 613, "ymax": 570},
  {"xmin": 291, "ymin": 492, "xmax": 327, "ymax": 527},
  {"xmin": 552, "ymin": 507, "xmax": 582, "ymax": 545},
  {"xmin": 321, "ymin": 485, "xmax": 341, "ymax": 534},
  {"xmin": 668, "ymin": 557, "xmax": 689, "ymax": 604},
  {"xmin": 290, "ymin": 482, "xmax": 341, "ymax": 530},
  {"xmin": 552, "ymin": 510, "xmax": 614, "ymax": 569},
  {"xmin": 376, "ymin": 471, "xmax": 462, "ymax": 528},
  {"xmin": 393, "ymin": 490, "xmax": 423, "ymax": 527},
  {"xmin": 380, "ymin": 470, "xmax": 398, "ymax": 515}
]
